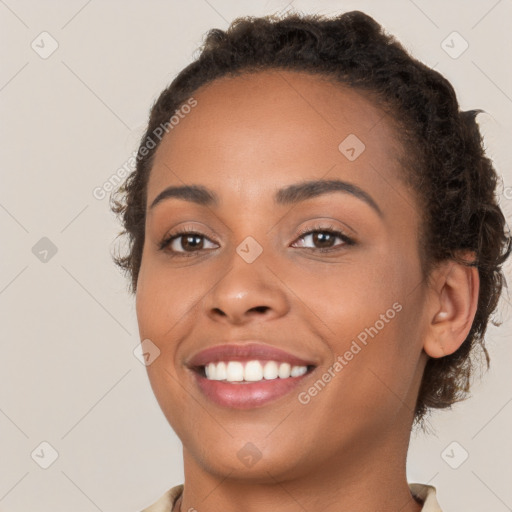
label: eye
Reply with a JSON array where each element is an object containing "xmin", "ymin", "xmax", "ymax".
[
  {"xmin": 159, "ymin": 223, "xmax": 355, "ymax": 258},
  {"xmin": 291, "ymin": 224, "xmax": 355, "ymax": 252},
  {"xmin": 159, "ymin": 227, "xmax": 218, "ymax": 257}
]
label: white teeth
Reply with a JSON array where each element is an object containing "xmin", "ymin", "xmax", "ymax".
[
  {"xmin": 263, "ymin": 361, "xmax": 279, "ymax": 380},
  {"xmin": 291, "ymin": 365, "xmax": 307, "ymax": 377},
  {"xmin": 205, "ymin": 361, "xmax": 227, "ymax": 381},
  {"xmin": 205, "ymin": 362, "xmax": 215, "ymax": 380},
  {"xmin": 215, "ymin": 361, "xmax": 227, "ymax": 380},
  {"xmin": 226, "ymin": 361, "xmax": 244, "ymax": 381},
  {"xmin": 278, "ymin": 362, "xmax": 291, "ymax": 379},
  {"xmin": 244, "ymin": 360, "xmax": 264, "ymax": 381},
  {"xmin": 203, "ymin": 360, "xmax": 309, "ymax": 382}
]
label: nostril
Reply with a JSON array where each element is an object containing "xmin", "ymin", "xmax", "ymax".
[{"xmin": 251, "ymin": 306, "xmax": 270, "ymax": 313}]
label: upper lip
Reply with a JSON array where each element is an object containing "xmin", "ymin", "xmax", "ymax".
[{"xmin": 186, "ymin": 342, "xmax": 317, "ymax": 368}]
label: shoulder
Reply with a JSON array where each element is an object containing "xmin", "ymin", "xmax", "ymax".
[
  {"xmin": 140, "ymin": 484, "xmax": 183, "ymax": 512},
  {"xmin": 409, "ymin": 483, "xmax": 443, "ymax": 512}
]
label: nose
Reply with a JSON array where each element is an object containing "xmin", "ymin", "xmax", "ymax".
[{"xmin": 203, "ymin": 253, "xmax": 290, "ymax": 326}]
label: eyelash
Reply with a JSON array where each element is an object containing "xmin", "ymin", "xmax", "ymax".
[{"xmin": 158, "ymin": 224, "xmax": 355, "ymax": 258}]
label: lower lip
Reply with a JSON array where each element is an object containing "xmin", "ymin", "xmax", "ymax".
[{"xmin": 192, "ymin": 370, "xmax": 312, "ymax": 409}]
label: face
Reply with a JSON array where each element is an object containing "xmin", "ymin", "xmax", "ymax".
[{"xmin": 136, "ymin": 70, "xmax": 430, "ymax": 481}]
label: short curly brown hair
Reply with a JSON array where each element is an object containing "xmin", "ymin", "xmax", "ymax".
[{"xmin": 111, "ymin": 10, "xmax": 511, "ymax": 424}]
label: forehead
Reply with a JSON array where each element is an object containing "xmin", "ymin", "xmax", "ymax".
[{"xmin": 147, "ymin": 70, "xmax": 408, "ymax": 210}]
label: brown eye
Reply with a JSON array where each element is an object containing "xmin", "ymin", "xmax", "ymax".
[
  {"xmin": 292, "ymin": 227, "xmax": 354, "ymax": 251},
  {"xmin": 159, "ymin": 230, "xmax": 218, "ymax": 256},
  {"xmin": 310, "ymin": 231, "xmax": 337, "ymax": 248},
  {"xmin": 175, "ymin": 233, "xmax": 205, "ymax": 252}
]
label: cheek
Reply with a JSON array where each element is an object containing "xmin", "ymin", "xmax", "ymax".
[
  {"xmin": 135, "ymin": 261, "xmax": 200, "ymax": 435},
  {"xmin": 288, "ymin": 247, "xmax": 422, "ymax": 399},
  {"xmin": 285, "ymin": 247, "xmax": 412, "ymax": 336},
  {"xmin": 135, "ymin": 257, "xmax": 197, "ymax": 342}
]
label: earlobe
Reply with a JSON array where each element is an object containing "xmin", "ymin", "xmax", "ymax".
[{"xmin": 423, "ymin": 256, "xmax": 480, "ymax": 359}]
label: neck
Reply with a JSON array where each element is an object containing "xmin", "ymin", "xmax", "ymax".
[{"xmin": 177, "ymin": 421, "xmax": 423, "ymax": 512}]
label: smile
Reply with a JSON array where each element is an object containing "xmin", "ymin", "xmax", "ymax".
[
  {"xmin": 203, "ymin": 360, "xmax": 310, "ymax": 382},
  {"xmin": 186, "ymin": 342, "xmax": 317, "ymax": 408}
]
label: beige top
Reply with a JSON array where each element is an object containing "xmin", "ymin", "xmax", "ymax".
[{"xmin": 141, "ymin": 482, "xmax": 442, "ymax": 511}]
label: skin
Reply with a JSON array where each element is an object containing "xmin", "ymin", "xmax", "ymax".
[{"xmin": 135, "ymin": 70, "xmax": 479, "ymax": 512}]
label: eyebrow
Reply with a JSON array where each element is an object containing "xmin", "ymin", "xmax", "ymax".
[{"xmin": 149, "ymin": 179, "xmax": 383, "ymax": 217}]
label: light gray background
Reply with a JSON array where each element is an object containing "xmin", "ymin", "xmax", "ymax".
[{"xmin": 1, "ymin": 1, "xmax": 511, "ymax": 511}]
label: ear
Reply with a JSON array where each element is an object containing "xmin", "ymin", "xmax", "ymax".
[{"xmin": 423, "ymin": 253, "xmax": 480, "ymax": 358}]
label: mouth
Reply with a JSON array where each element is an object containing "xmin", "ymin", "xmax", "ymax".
[
  {"xmin": 193, "ymin": 360, "xmax": 316, "ymax": 382},
  {"xmin": 186, "ymin": 343, "xmax": 318, "ymax": 409}
]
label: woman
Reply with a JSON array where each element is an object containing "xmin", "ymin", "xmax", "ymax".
[{"xmin": 111, "ymin": 10, "xmax": 511, "ymax": 512}]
